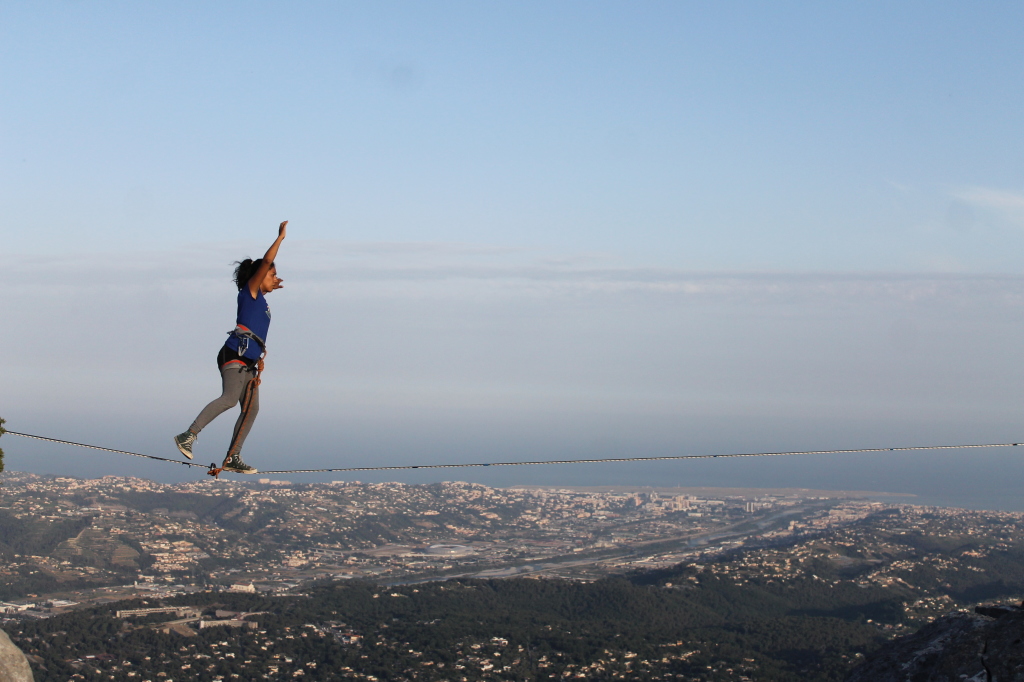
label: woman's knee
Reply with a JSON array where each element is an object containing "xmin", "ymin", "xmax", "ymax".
[{"xmin": 211, "ymin": 395, "xmax": 240, "ymax": 413}]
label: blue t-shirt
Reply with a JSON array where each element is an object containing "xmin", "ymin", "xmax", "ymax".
[{"xmin": 224, "ymin": 289, "xmax": 271, "ymax": 360}]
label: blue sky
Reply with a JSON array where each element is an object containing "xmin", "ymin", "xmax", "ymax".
[
  {"xmin": 3, "ymin": 2, "xmax": 1024, "ymax": 506},
  {"xmin": 5, "ymin": 2, "xmax": 1024, "ymax": 268}
]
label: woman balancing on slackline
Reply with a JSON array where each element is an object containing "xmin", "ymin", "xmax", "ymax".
[{"xmin": 173, "ymin": 221, "xmax": 287, "ymax": 473}]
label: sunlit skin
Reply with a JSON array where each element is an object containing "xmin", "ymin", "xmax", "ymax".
[
  {"xmin": 259, "ymin": 265, "xmax": 283, "ymax": 295},
  {"xmin": 248, "ymin": 220, "xmax": 287, "ymax": 298}
]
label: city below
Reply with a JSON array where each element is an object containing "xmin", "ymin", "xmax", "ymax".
[
  {"xmin": 0, "ymin": 471, "xmax": 901, "ymax": 607},
  {"xmin": 1, "ymin": 471, "xmax": 1022, "ymax": 681}
]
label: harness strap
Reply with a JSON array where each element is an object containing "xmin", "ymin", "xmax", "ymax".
[
  {"xmin": 228, "ymin": 325, "xmax": 267, "ymax": 362},
  {"xmin": 230, "ymin": 325, "xmax": 266, "ymax": 351}
]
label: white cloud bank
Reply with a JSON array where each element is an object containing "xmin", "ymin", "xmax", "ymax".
[{"xmin": 2, "ymin": 242, "xmax": 1023, "ymax": 497}]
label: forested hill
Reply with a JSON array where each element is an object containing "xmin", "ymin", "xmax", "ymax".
[
  {"xmin": 6, "ymin": 578, "xmax": 888, "ymax": 681},
  {"xmin": 12, "ymin": 501, "xmax": 1024, "ymax": 675},
  {"xmin": 11, "ymin": 505, "xmax": 1024, "ymax": 681}
]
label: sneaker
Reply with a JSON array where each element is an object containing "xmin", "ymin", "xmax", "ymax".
[
  {"xmin": 173, "ymin": 431, "xmax": 197, "ymax": 460},
  {"xmin": 222, "ymin": 454, "xmax": 258, "ymax": 474}
]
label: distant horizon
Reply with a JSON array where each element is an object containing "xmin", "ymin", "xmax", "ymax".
[
  {"xmin": 0, "ymin": 468, "xmax": 916, "ymax": 499},
  {"xmin": 4, "ymin": 3, "xmax": 1023, "ymax": 515}
]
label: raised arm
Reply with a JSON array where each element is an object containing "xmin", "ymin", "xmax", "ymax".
[{"xmin": 248, "ymin": 221, "xmax": 288, "ymax": 298}]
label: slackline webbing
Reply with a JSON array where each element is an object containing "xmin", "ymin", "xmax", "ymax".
[
  {"xmin": 6, "ymin": 431, "xmax": 209, "ymax": 469},
  {"xmin": 2, "ymin": 429, "xmax": 1020, "ymax": 476}
]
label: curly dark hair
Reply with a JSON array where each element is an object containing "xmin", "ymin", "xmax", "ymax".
[{"xmin": 233, "ymin": 258, "xmax": 273, "ymax": 290}]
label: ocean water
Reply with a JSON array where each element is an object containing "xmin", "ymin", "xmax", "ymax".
[{"xmin": 6, "ymin": 417, "xmax": 1023, "ymax": 512}]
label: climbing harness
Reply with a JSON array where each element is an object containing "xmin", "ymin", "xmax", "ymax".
[{"xmin": 229, "ymin": 325, "xmax": 266, "ymax": 363}]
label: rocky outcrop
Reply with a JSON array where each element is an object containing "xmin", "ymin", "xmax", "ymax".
[
  {"xmin": 0, "ymin": 629, "xmax": 32, "ymax": 682},
  {"xmin": 846, "ymin": 603, "xmax": 1024, "ymax": 682}
]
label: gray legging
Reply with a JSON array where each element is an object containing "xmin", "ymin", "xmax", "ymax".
[{"xmin": 189, "ymin": 364, "xmax": 260, "ymax": 457}]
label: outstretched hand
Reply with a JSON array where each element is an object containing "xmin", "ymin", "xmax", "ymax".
[{"xmin": 249, "ymin": 220, "xmax": 289, "ymax": 297}]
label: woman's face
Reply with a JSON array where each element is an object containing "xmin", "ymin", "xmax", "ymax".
[{"xmin": 261, "ymin": 265, "xmax": 283, "ymax": 293}]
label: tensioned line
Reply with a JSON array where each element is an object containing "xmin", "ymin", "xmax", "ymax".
[
  {"xmin": 6, "ymin": 431, "xmax": 210, "ymax": 469},
  {"xmin": 2, "ymin": 429, "xmax": 1019, "ymax": 476}
]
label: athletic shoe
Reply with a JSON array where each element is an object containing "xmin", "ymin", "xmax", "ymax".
[
  {"xmin": 222, "ymin": 454, "xmax": 258, "ymax": 474},
  {"xmin": 173, "ymin": 431, "xmax": 197, "ymax": 460}
]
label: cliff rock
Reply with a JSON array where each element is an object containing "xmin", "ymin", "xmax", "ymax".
[
  {"xmin": 847, "ymin": 604, "xmax": 1024, "ymax": 682},
  {"xmin": 0, "ymin": 629, "xmax": 32, "ymax": 682}
]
